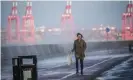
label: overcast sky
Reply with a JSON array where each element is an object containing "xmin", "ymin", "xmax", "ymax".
[{"xmin": 1, "ymin": 1, "xmax": 128, "ymax": 30}]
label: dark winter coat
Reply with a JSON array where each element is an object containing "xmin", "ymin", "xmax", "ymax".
[{"xmin": 72, "ymin": 39, "xmax": 87, "ymax": 59}]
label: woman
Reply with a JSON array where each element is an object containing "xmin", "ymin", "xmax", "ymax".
[{"xmin": 72, "ymin": 33, "xmax": 87, "ymax": 75}]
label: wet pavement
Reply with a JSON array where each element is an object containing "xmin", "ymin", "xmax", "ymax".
[
  {"xmin": 2, "ymin": 55, "xmax": 108, "ymax": 80},
  {"xmin": 96, "ymin": 56, "xmax": 133, "ymax": 80},
  {"xmin": 1, "ymin": 50, "xmax": 132, "ymax": 80}
]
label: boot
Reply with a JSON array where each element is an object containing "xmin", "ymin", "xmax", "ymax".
[
  {"xmin": 76, "ymin": 70, "xmax": 79, "ymax": 74},
  {"xmin": 81, "ymin": 70, "xmax": 83, "ymax": 75}
]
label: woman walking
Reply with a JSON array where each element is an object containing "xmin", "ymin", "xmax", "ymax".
[{"xmin": 72, "ymin": 33, "xmax": 87, "ymax": 75}]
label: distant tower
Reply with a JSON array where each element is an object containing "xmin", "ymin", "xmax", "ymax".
[
  {"xmin": 60, "ymin": 0, "xmax": 75, "ymax": 40},
  {"xmin": 121, "ymin": 0, "xmax": 133, "ymax": 40},
  {"xmin": 7, "ymin": 1, "xmax": 20, "ymax": 43},
  {"xmin": 22, "ymin": 1, "xmax": 35, "ymax": 43}
]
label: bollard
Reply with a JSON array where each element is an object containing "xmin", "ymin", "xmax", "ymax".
[
  {"xmin": 18, "ymin": 55, "xmax": 37, "ymax": 80},
  {"xmin": 12, "ymin": 58, "xmax": 20, "ymax": 80}
]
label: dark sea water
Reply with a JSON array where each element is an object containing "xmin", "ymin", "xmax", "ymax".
[{"xmin": 96, "ymin": 56, "xmax": 133, "ymax": 80}]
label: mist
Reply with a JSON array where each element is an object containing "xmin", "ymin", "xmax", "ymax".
[{"xmin": 1, "ymin": 1, "xmax": 132, "ymax": 80}]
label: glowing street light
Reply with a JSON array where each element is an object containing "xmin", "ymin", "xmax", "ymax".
[
  {"xmin": 66, "ymin": 14, "xmax": 70, "ymax": 17},
  {"xmin": 99, "ymin": 27, "xmax": 103, "ymax": 30},
  {"xmin": 54, "ymin": 28, "xmax": 60, "ymax": 32},
  {"xmin": 48, "ymin": 29, "xmax": 52, "ymax": 32},
  {"xmin": 111, "ymin": 27, "xmax": 115, "ymax": 30},
  {"xmin": 92, "ymin": 28, "xmax": 97, "ymax": 31},
  {"xmin": 40, "ymin": 29, "xmax": 44, "ymax": 32},
  {"xmin": 126, "ymin": 27, "xmax": 130, "ymax": 30}
]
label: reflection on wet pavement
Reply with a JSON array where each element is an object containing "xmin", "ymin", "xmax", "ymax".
[{"xmin": 96, "ymin": 57, "xmax": 133, "ymax": 80}]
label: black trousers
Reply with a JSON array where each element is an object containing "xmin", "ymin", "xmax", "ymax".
[{"xmin": 75, "ymin": 58, "xmax": 84, "ymax": 73}]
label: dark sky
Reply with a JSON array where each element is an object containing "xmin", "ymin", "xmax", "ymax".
[{"xmin": 1, "ymin": 1, "xmax": 128, "ymax": 29}]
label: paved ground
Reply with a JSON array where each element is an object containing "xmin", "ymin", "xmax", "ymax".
[
  {"xmin": 96, "ymin": 57, "xmax": 133, "ymax": 80},
  {"xmin": 38, "ymin": 58, "xmax": 108, "ymax": 80},
  {"xmin": 1, "ymin": 50, "xmax": 132, "ymax": 80},
  {"xmin": 38, "ymin": 55, "xmax": 131, "ymax": 80}
]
